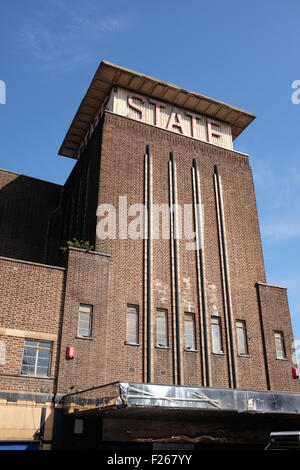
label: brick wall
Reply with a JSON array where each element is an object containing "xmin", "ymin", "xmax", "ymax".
[
  {"xmin": 0, "ymin": 169, "xmax": 62, "ymax": 264},
  {"xmin": 56, "ymin": 248, "xmax": 111, "ymax": 394},
  {"xmin": 257, "ymin": 283, "xmax": 300, "ymax": 392},
  {"xmin": 92, "ymin": 111, "xmax": 295, "ymax": 392},
  {"xmin": 47, "ymin": 121, "xmax": 103, "ymax": 266},
  {"xmin": 0, "ymin": 110, "xmax": 298, "ymax": 396},
  {"xmin": 0, "ymin": 257, "xmax": 65, "ymax": 393}
]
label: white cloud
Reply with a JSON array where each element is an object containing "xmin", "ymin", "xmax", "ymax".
[{"xmin": 18, "ymin": 2, "xmax": 128, "ymax": 71}]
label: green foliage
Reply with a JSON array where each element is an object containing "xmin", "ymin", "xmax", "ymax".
[{"xmin": 60, "ymin": 238, "xmax": 94, "ymax": 252}]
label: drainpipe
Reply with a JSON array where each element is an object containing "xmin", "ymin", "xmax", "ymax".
[
  {"xmin": 192, "ymin": 158, "xmax": 211, "ymax": 387},
  {"xmin": 146, "ymin": 144, "xmax": 152, "ymax": 383},
  {"xmin": 214, "ymin": 164, "xmax": 237, "ymax": 389},
  {"xmin": 170, "ymin": 151, "xmax": 182, "ymax": 386}
]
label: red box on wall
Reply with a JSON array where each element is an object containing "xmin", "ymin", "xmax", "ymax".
[
  {"xmin": 66, "ymin": 345, "xmax": 75, "ymax": 359},
  {"xmin": 292, "ymin": 367, "xmax": 299, "ymax": 379}
]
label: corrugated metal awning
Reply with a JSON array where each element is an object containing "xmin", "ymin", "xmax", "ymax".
[{"xmin": 61, "ymin": 381, "xmax": 300, "ymax": 416}]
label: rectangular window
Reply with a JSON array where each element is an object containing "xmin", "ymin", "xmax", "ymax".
[
  {"xmin": 77, "ymin": 304, "xmax": 93, "ymax": 337},
  {"xmin": 156, "ymin": 309, "xmax": 168, "ymax": 347},
  {"xmin": 274, "ymin": 331, "xmax": 286, "ymax": 359},
  {"xmin": 21, "ymin": 339, "xmax": 52, "ymax": 377},
  {"xmin": 184, "ymin": 313, "xmax": 196, "ymax": 350},
  {"xmin": 126, "ymin": 305, "xmax": 139, "ymax": 344},
  {"xmin": 211, "ymin": 316, "xmax": 223, "ymax": 354},
  {"xmin": 236, "ymin": 320, "xmax": 248, "ymax": 355}
]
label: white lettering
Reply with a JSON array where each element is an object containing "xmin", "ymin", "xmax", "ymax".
[
  {"xmin": 149, "ymin": 98, "xmax": 166, "ymax": 126},
  {"xmin": 107, "ymin": 455, "xmax": 142, "ymax": 467},
  {"xmin": 96, "ymin": 204, "xmax": 116, "ymax": 239},
  {"xmin": 0, "ymin": 341, "xmax": 6, "ymax": 365},
  {"xmin": 291, "ymin": 80, "xmax": 300, "ymax": 104},
  {"xmin": 185, "ymin": 111, "xmax": 201, "ymax": 137},
  {"xmin": 77, "ymin": 87, "xmax": 230, "ymax": 160},
  {"xmin": 128, "ymin": 203, "xmax": 145, "ymax": 239},
  {"xmin": 0, "ymin": 80, "xmax": 6, "ymax": 104},
  {"xmin": 128, "ymin": 93, "xmax": 146, "ymax": 121},
  {"xmin": 207, "ymin": 119, "xmax": 222, "ymax": 142},
  {"xmin": 167, "ymin": 108, "xmax": 184, "ymax": 133}
]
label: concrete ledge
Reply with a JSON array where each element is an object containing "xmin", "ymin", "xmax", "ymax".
[
  {"xmin": 0, "ymin": 328, "xmax": 57, "ymax": 341},
  {"xmin": 68, "ymin": 246, "xmax": 111, "ymax": 258},
  {"xmin": 256, "ymin": 281, "xmax": 287, "ymax": 290},
  {"xmin": 0, "ymin": 255, "xmax": 65, "ymax": 271}
]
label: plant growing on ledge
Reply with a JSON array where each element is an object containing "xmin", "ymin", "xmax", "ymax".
[{"xmin": 60, "ymin": 238, "xmax": 95, "ymax": 252}]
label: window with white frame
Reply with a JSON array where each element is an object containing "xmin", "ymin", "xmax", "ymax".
[
  {"xmin": 236, "ymin": 320, "xmax": 248, "ymax": 355},
  {"xmin": 126, "ymin": 305, "xmax": 139, "ymax": 344},
  {"xmin": 274, "ymin": 331, "xmax": 286, "ymax": 359},
  {"xmin": 21, "ymin": 339, "xmax": 52, "ymax": 376},
  {"xmin": 184, "ymin": 313, "xmax": 196, "ymax": 350},
  {"xmin": 211, "ymin": 316, "xmax": 223, "ymax": 354},
  {"xmin": 77, "ymin": 304, "xmax": 93, "ymax": 338},
  {"xmin": 155, "ymin": 309, "xmax": 168, "ymax": 347}
]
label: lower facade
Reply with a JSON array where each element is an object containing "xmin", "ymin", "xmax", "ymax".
[
  {"xmin": 0, "ymin": 245, "xmax": 299, "ymax": 449},
  {"xmin": 2, "ymin": 382, "xmax": 300, "ymax": 450}
]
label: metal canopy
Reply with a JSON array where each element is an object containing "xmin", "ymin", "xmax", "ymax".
[
  {"xmin": 58, "ymin": 61, "xmax": 256, "ymax": 159},
  {"xmin": 61, "ymin": 381, "xmax": 300, "ymax": 416}
]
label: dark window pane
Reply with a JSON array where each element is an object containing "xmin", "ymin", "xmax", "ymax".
[
  {"xmin": 23, "ymin": 348, "xmax": 37, "ymax": 357},
  {"xmin": 22, "ymin": 340, "xmax": 52, "ymax": 377},
  {"xmin": 25, "ymin": 339, "xmax": 37, "ymax": 347},
  {"xmin": 23, "ymin": 356, "xmax": 36, "ymax": 366},
  {"xmin": 38, "ymin": 349, "xmax": 51, "ymax": 359},
  {"xmin": 36, "ymin": 366, "xmax": 49, "ymax": 376},
  {"xmin": 37, "ymin": 357, "xmax": 50, "ymax": 367},
  {"xmin": 22, "ymin": 365, "xmax": 35, "ymax": 375},
  {"xmin": 39, "ymin": 341, "xmax": 51, "ymax": 349}
]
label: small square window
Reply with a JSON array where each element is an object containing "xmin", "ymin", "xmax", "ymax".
[{"xmin": 21, "ymin": 340, "xmax": 52, "ymax": 377}]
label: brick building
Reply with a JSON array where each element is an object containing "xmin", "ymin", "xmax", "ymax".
[{"xmin": 0, "ymin": 61, "xmax": 299, "ymax": 450}]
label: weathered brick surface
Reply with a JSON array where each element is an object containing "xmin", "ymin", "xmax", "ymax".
[
  {"xmin": 56, "ymin": 248, "xmax": 111, "ymax": 394},
  {"xmin": 257, "ymin": 284, "xmax": 300, "ymax": 392},
  {"xmin": 0, "ymin": 169, "xmax": 62, "ymax": 264},
  {"xmin": 47, "ymin": 121, "xmax": 103, "ymax": 266},
  {"xmin": 0, "ymin": 109, "xmax": 298, "ymax": 397},
  {"xmin": 0, "ymin": 257, "xmax": 65, "ymax": 393},
  {"xmin": 94, "ymin": 112, "xmax": 298, "ymax": 392}
]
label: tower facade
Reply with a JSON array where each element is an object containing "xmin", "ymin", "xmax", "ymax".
[{"xmin": 0, "ymin": 62, "xmax": 299, "ymax": 449}]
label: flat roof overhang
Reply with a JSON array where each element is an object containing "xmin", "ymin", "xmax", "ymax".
[
  {"xmin": 58, "ymin": 61, "xmax": 256, "ymax": 159},
  {"xmin": 61, "ymin": 381, "xmax": 300, "ymax": 418}
]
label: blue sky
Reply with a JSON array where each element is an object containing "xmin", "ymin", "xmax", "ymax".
[{"xmin": 0, "ymin": 1, "xmax": 299, "ymax": 359}]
